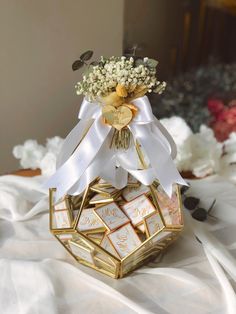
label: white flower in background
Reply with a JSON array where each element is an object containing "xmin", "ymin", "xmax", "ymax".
[
  {"xmin": 160, "ymin": 116, "xmax": 192, "ymax": 146},
  {"xmin": 223, "ymin": 132, "xmax": 236, "ymax": 156},
  {"xmin": 221, "ymin": 133, "xmax": 236, "ymax": 169},
  {"xmin": 185, "ymin": 126, "xmax": 223, "ymax": 177},
  {"xmin": 160, "ymin": 117, "xmax": 223, "ymax": 177},
  {"xmin": 40, "ymin": 152, "xmax": 57, "ymax": 176},
  {"xmin": 219, "ymin": 132, "xmax": 236, "ymax": 183},
  {"xmin": 40, "ymin": 137, "xmax": 64, "ymax": 176},
  {"xmin": 160, "ymin": 116, "xmax": 193, "ymax": 171},
  {"xmin": 13, "ymin": 140, "xmax": 46, "ymax": 169},
  {"xmin": 46, "ymin": 136, "xmax": 64, "ymax": 155},
  {"xmin": 13, "ymin": 137, "xmax": 64, "ymax": 176}
]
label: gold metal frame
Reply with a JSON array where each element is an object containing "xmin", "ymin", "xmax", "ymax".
[{"xmin": 49, "ymin": 182, "xmax": 184, "ymax": 279}]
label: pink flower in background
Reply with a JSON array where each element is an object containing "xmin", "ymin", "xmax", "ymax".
[
  {"xmin": 207, "ymin": 98, "xmax": 225, "ymax": 118},
  {"xmin": 208, "ymin": 98, "xmax": 236, "ymax": 142}
]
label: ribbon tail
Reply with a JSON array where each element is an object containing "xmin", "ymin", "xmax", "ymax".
[
  {"xmin": 116, "ymin": 146, "xmax": 156, "ymax": 185},
  {"xmin": 68, "ymin": 136, "xmax": 115, "ymax": 197},
  {"xmin": 57, "ymin": 99, "xmax": 101, "ymax": 168},
  {"xmin": 152, "ymin": 117, "xmax": 177, "ymax": 159},
  {"xmin": 70, "ymin": 154, "xmax": 128, "ymax": 197},
  {"xmin": 114, "ymin": 167, "xmax": 128, "ymax": 189},
  {"xmin": 44, "ymin": 117, "xmax": 111, "ymax": 199},
  {"xmin": 101, "ymin": 159, "xmax": 128, "ymax": 190},
  {"xmin": 130, "ymin": 123, "xmax": 187, "ymax": 197},
  {"xmin": 56, "ymin": 119, "xmax": 93, "ymax": 168}
]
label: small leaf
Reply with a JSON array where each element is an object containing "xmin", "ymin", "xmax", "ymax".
[
  {"xmin": 181, "ymin": 185, "xmax": 190, "ymax": 194},
  {"xmin": 195, "ymin": 236, "xmax": 202, "ymax": 244},
  {"xmin": 90, "ymin": 61, "xmax": 99, "ymax": 66},
  {"xmin": 80, "ymin": 50, "xmax": 93, "ymax": 61},
  {"xmin": 146, "ymin": 58, "xmax": 158, "ymax": 68},
  {"xmin": 184, "ymin": 197, "xmax": 200, "ymax": 210},
  {"xmin": 72, "ymin": 60, "xmax": 84, "ymax": 71},
  {"xmin": 135, "ymin": 58, "xmax": 144, "ymax": 67},
  {"xmin": 192, "ymin": 208, "xmax": 207, "ymax": 222},
  {"xmin": 99, "ymin": 61, "xmax": 105, "ymax": 67}
]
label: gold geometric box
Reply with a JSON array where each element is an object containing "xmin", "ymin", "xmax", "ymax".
[{"xmin": 49, "ymin": 179, "xmax": 183, "ymax": 279}]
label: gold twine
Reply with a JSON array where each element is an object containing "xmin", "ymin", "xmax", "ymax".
[{"xmin": 110, "ymin": 128, "xmax": 131, "ymax": 150}]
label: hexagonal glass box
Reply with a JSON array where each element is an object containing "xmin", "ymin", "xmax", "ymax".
[{"xmin": 49, "ymin": 178, "xmax": 183, "ymax": 279}]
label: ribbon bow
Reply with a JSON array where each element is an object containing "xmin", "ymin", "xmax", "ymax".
[{"xmin": 45, "ymin": 96, "xmax": 186, "ymax": 200}]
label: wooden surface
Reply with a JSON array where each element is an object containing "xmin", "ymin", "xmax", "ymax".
[{"xmin": 11, "ymin": 168, "xmax": 41, "ymax": 177}]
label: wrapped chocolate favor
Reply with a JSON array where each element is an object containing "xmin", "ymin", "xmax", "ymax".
[{"xmin": 45, "ymin": 54, "xmax": 187, "ymax": 278}]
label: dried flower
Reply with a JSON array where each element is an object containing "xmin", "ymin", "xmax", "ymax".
[
  {"xmin": 116, "ymin": 84, "xmax": 128, "ymax": 97},
  {"xmin": 75, "ymin": 56, "xmax": 165, "ymax": 101}
]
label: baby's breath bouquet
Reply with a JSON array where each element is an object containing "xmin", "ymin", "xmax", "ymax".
[
  {"xmin": 74, "ymin": 53, "xmax": 166, "ymax": 103},
  {"xmin": 72, "ymin": 52, "xmax": 166, "ymax": 148}
]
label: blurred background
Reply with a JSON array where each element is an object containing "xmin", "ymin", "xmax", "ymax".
[{"xmin": 1, "ymin": 0, "xmax": 236, "ymax": 173}]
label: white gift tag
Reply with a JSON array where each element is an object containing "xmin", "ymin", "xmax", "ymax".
[
  {"xmin": 99, "ymin": 236, "xmax": 119, "ymax": 258},
  {"xmin": 68, "ymin": 241, "xmax": 94, "ymax": 264},
  {"xmin": 122, "ymin": 184, "xmax": 150, "ymax": 202},
  {"xmin": 54, "ymin": 210, "xmax": 71, "ymax": 229},
  {"xmin": 94, "ymin": 202, "xmax": 130, "ymax": 231},
  {"xmin": 122, "ymin": 194, "xmax": 156, "ymax": 226},
  {"xmin": 54, "ymin": 199, "xmax": 69, "ymax": 211},
  {"xmin": 144, "ymin": 211, "xmax": 164, "ymax": 236},
  {"xmin": 77, "ymin": 207, "xmax": 104, "ymax": 231},
  {"xmin": 108, "ymin": 223, "xmax": 142, "ymax": 258},
  {"xmin": 156, "ymin": 184, "xmax": 181, "ymax": 225}
]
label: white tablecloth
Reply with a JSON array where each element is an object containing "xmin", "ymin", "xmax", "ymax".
[{"xmin": 0, "ymin": 174, "xmax": 236, "ymax": 314}]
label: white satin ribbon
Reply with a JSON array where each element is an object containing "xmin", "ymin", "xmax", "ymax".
[{"xmin": 44, "ymin": 96, "xmax": 186, "ymax": 200}]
